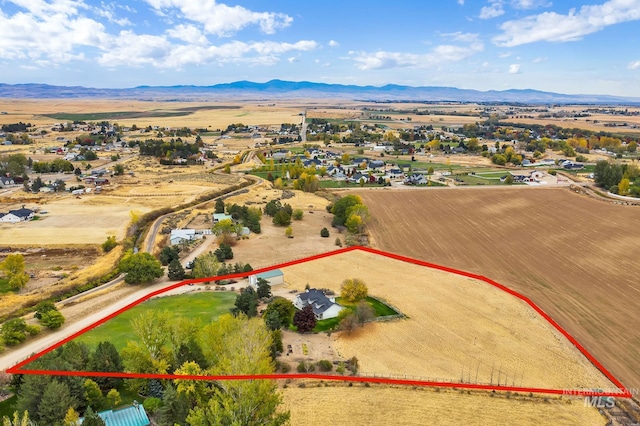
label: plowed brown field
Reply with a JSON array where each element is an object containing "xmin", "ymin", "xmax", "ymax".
[
  {"xmin": 354, "ymin": 187, "xmax": 640, "ymax": 391},
  {"xmin": 282, "ymin": 250, "xmax": 614, "ymax": 390},
  {"xmin": 282, "ymin": 385, "xmax": 606, "ymax": 426}
]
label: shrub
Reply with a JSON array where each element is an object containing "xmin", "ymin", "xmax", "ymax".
[
  {"xmin": 335, "ymin": 237, "xmax": 342, "ymax": 247},
  {"xmin": 101, "ymin": 236, "xmax": 117, "ymax": 253},
  {"xmin": 320, "ymin": 228, "xmax": 330, "ymax": 238},
  {"xmin": 40, "ymin": 310, "xmax": 65, "ymax": 329},
  {"xmin": 143, "ymin": 397, "xmax": 162, "ymax": 414},
  {"xmin": 297, "ymin": 361, "xmax": 315, "ymax": 373},
  {"xmin": 316, "ymin": 360, "xmax": 332, "ymax": 372},
  {"xmin": 292, "ymin": 209, "xmax": 304, "ymax": 220}
]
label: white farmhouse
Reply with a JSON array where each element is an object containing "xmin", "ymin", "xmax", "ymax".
[{"xmin": 294, "ymin": 289, "xmax": 345, "ymax": 320}]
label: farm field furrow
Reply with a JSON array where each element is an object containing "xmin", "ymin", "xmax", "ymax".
[
  {"xmin": 282, "ymin": 385, "xmax": 606, "ymax": 426},
  {"xmin": 281, "ymin": 250, "xmax": 615, "ymax": 391},
  {"xmin": 354, "ymin": 187, "xmax": 640, "ymax": 391}
]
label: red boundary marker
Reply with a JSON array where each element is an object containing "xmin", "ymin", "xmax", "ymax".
[{"xmin": 6, "ymin": 246, "xmax": 632, "ymax": 398}]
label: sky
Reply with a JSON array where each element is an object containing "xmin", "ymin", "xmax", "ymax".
[{"xmin": 1, "ymin": 0, "xmax": 640, "ymax": 96}]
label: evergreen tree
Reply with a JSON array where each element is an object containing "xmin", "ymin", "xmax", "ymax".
[
  {"xmin": 82, "ymin": 407, "xmax": 106, "ymax": 426},
  {"xmin": 38, "ymin": 381, "xmax": 78, "ymax": 425},
  {"xmin": 168, "ymin": 259, "xmax": 185, "ymax": 281},
  {"xmin": 87, "ymin": 341, "xmax": 123, "ymax": 391}
]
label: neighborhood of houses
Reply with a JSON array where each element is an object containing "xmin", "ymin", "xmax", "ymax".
[{"xmin": 259, "ymin": 147, "xmax": 575, "ymax": 186}]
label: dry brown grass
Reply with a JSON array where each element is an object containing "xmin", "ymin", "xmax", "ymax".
[
  {"xmin": 281, "ymin": 250, "xmax": 613, "ymax": 391},
  {"xmin": 354, "ymin": 187, "xmax": 640, "ymax": 391},
  {"xmin": 282, "ymin": 385, "xmax": 606, "ymax": 426},
  {"xmin": 0, "ymin": 245, "xmax": 123, "ymax": 319}
]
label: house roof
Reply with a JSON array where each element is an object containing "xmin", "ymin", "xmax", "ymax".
[
  {"xmin": 213, "ymin": 213, "xmax": 232, "ymax": 221},
  {"xmin": 170, "ymin": 229, "xmax": 196, "ymax": 237},
  {"xmin": 8, "ymin": 208, "xmax": 33, "ymax": 218},
  {"xmin": 90, "ymin": 403, "xmax": 150, "ymax": 426},
  {"xmin": 255, "ymin": 269, "xmax": 283, "ymax": 280},
  {"xmin": 296, "ymin": 289, "xmax": 341, "ymax": 316}
]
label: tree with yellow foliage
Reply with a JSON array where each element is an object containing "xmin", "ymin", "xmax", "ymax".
[{"xmin": 341, "ymin": 278, "xmax": 368, "ymax": 302}]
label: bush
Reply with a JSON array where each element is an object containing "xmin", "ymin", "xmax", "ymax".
[
  {"xmin": 335, "ymin": 237, "xmax": 342, "ymax": 247},
  {"xmin": 297, "ymin": 361, "xmax": 315, "ymax": 373},
  {"xmin": 292, "ymin": 209, "xmax": 304, "ymax": 220},
  {"xmin": 316, "ymin": 360, "xmax": 332, "ymax": 372},
  {"xmin": 40, "ymin": 310, "xmax": 65, "ymax": 329},
  {"xmin": 336, "ymin": 362, "xmax": 346, "ymax": 375},
  {"xmin": 320, "ymin": 228, "xmax": 330, "ymax": 238},
  {"xmin": 143, "ymin": 397, "xmax": 162, "ymax": 414},
  {"xmin": 101, "ymin": 236, "xmax": 117, "ymax": 253}
]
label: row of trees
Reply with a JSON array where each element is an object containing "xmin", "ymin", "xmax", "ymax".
[
  {"xmin": 138, "ymin": 138, "xmax": 201, "ymax": 160},
  {"xmin": 594, "ymin": 160, "xmax": 640, "ymax": 196},
  {"xmin": 330, "ymin": 194, "xmax": 370, "ymax": 234},
  {"xmin": 7, "ymin": 308, "xmax": 289, "ymax": 425}
]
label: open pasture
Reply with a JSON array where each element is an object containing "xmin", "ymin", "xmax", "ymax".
[
  {"xmin": 355, "ymin": 187, "xmax": 640, "ymax": 391},
  {"xmin": 282, "ymin": 385, "xmax": 605, "ymax": 426},
  {"xmin": 281, "ymin": 250, "xmax": 615, "ymax": 391}
]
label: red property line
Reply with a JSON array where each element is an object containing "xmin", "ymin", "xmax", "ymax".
[{"xmin": 7, "ymin": 246, "xmax": 632, "ymax": 399}]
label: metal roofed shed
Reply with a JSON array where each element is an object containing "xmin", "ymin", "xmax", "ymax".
[
  {"xmin": 249, "ymin": 269, "xmax": 284, "ymax": 288},
  {"xmin": 81, "ymin": 401, "xmax": 150, "ymax": 426}
]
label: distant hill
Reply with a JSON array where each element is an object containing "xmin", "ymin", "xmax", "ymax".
[{"xmin": 0, "ymin": 80, "xmax": 638, "ymax": 104}]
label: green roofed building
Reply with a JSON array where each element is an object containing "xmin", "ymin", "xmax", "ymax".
[
  {"xmin": 81, "ymin": 401, "xmax": 150, "ymax": 426},
  {"xmin": 249, "ymin": 269, "xmax": 284, "ymax": 288}
]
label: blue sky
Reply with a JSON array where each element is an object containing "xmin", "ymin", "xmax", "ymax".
[{"xmin": 1, "ymin": 0, "xmax": 640, "ymax": 96}]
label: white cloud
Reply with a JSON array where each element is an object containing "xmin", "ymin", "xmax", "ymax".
[
  {"xmin": 458, "ymin": 0, "xmax": 465, "ymax": 5},
  {"xmin": 166, "ymin": 24, "xmax": 208, "ymax": 45},
  {"xmin": 511, "ymin": 0, "xmax": 551, "ymax": 9},
  {"xmin": 95, "ymin": 2, "xmax": 131, "ymax": 26},
  {"xmin": 440, "ymin": 32, "xmax": 480, "ymax": 43},
  {"xmin": 532, "ymin": 56, "xmax": 548, "ymax": 63},
  {"xmin": 509, "ymin": 63, "xmax": 521, "ymax": 73},
  {"xmin": 480, "ymin": 0, "xmax": 505, "ymax": 19},
  {"xmin": 351, "ymin": 40, "xmax": 484, "ymax": 70},
  {"xmin": 0, "ymin": 0, "xmax": 315, "ymax": 69},
  {"xmin": 0, "ymin": 1, "xmax": 107, "ymax": 63},
  {"xmin": 499, "ymin": 52, "xmax": 511, "ymax": 58},
  {"xmin": 328, "ymin": 40, "xmax": 339, "ymax": 47},
  {"xmin": 494, "ymin": 0, "xmax": 640, "ymax": 46},
  {"xmin": 629, "ymin": 60, "xmax": 640, "ymax": 70},
  {"xmin": 143, "ymin": 0, "xmax": 292, "ymax": 37},
  {"xmin": 98, "ymin": 35, "xmax": 317, "ymax": 68}
]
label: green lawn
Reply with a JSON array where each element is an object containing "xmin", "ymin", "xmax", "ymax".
[
  {"xmin": 0, "ymin": 395, "xmax": 16, "ymax": 418},
  {"xmin": 76, "ymin": 292, "xmax": 236, "ymax": 351},
  {"xmin": 0, "ymin": 278, "xmax": 15, "ymax": 295},
  {"xmin": 312, "ymin": 296, "xmax": 399, "ymax": 332}
]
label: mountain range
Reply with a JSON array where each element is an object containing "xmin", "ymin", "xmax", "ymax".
[{"xmin": 0, "ymin": 80, "xmax": 638, "ymax": 104}]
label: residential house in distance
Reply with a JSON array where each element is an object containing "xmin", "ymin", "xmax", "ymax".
[
  {"xmin": 169, "ymin": 228, "xmax": 211, "ymax": 246},
  {"xmin": 0, "ymin": 207, "xmax": 35, "ymax": 223},
  {"xmin": 0, "ymin": 176, "xmax": 15, "ymax": 187},
  {"xmin": 212, "ymin": 213, "xmax": 233, "ymax": 223},
  {"xmin": 294, "ymin": 288, "xmax": 345, "ymax": 320},
  {"xmin": 249, "ymin": 269, "xmax": 284, "ymax": 288}
]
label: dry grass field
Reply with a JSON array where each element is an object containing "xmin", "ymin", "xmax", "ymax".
[
  {"xmin": 282, "ymin": 385, "xmax": 606, "ymax": 426},
  {"xmin": 280, "ymin": 250, "xmax": 614, "ymax": 391},
  {"xmin": 354, "ymin": 187, "xmax": 640, "ymax": 391},
  {"xmin": 0, "ymin": 99, "xmax": 305, "ymax": 129}
]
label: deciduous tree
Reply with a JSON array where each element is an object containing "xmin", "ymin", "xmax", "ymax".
[
  {"xmin": 293, "ymin": 305, "xmax": 316, "ymax": 333},
  {"xmin": 40, "ymin": 310, "xmax": 65, "ymax": 329},
  {"xmin": 340, "ymin": 278, "xmax": 368, "ymax": 302},
  {"xmin": 119, "ymin": 251, "xmax": 164, "ymax": 284}
]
